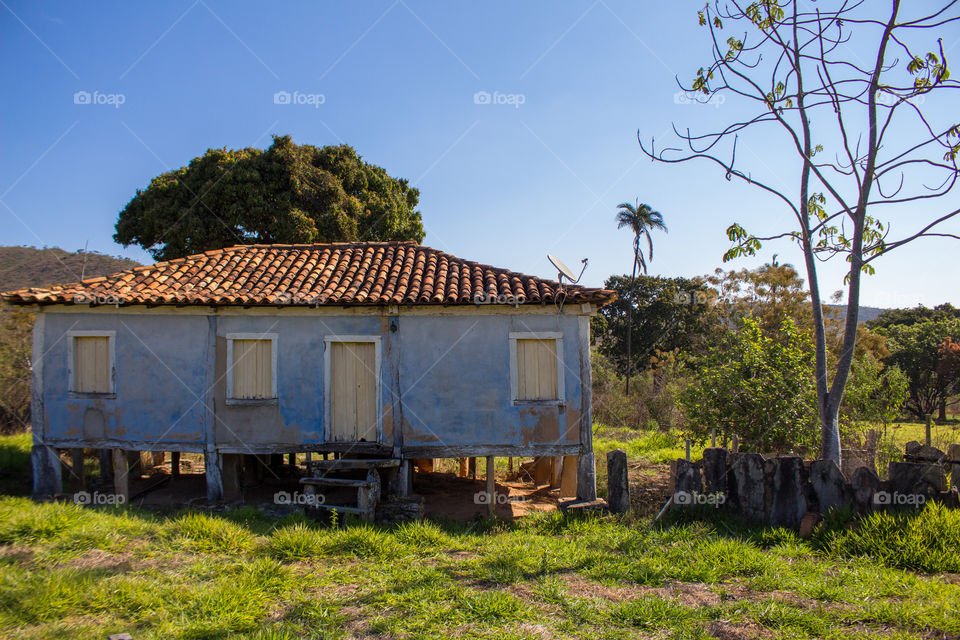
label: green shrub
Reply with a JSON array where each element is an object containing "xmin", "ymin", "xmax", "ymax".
[{"xmin": 824, "ymin": 501, "xmax": 960, "ymax": 572}]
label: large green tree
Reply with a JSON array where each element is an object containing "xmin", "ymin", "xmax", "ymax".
[
  {"xmin": 593, "ymin": 274, "xmax": 712, "ymax": 376},
  {"xmin": 614, "ymin": 201, "xmax": 667, "ymax": 393},
  {"xmin": 115, "ymin": 136, "xmax": 424, "ymax": 260},
  {"xmin": 876, "ymin": 318, "xmax": 960, "ymax": 420}
]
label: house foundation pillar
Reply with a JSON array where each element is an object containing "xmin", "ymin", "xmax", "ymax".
[
  {"xmin": 31, "ymin": 444, "xmax": 61, "ymax": 498},
  {"xmin": 204, "ymin": 450, "xmax": 223, "ymax": 501}
]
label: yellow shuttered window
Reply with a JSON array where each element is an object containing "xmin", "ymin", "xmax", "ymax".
[
  {"xmin": 230, "ymin": 338, "xmax": 275, "ymax": 400},
  {"xmin": 516, "ymin": 338, "xmax": 559, "ymax": 401},
  {"xmin": 72, "ymin": 336, "xmax": 112, "ymax": 393}
]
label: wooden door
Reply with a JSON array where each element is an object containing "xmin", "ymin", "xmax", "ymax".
[{"xmin": 329, "ymin": 341, "xmax": 378, "ymax": 442}]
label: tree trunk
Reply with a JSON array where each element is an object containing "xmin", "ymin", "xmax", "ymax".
[
  {"xmin": 624, "ymin": 250, "xmax": 639, "ymax": 395},
  {"xmin": 938, "ymin": 399, "xmax": 947, "ymax": 423}
]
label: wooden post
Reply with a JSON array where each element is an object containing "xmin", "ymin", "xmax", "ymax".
[
  {"xmin": 458, "ymin": 457, "xmax": 468, "ymax": 477},
  {"xmin": 576, "ymin": 452, "xmax": 596, "ymax": 501},
  {"xmin": 112, "ymin": 448, "xmax": 129, "ymax": 502},
  {"xmin": 731, "ymin": 435, "xmax": 739, "ymax": 454},
  {"xmin": 559, "ymin": 455, "xmax": 578, "ymax": 498},
  {"xmin": 98, "ymin": 448, "xmax": 113, "ymax": 484},
  {"xmin": 949, "ymin": 444, "xmax": 960, "ymax": 492},
  {"xmin": 171, "ymin": 451, "xmax": 181, "ymax": 478},
  {"xmin": 508, "ymin": 457, "xmax": 513, "ymax": 473},
  {"xmin": 305, "ymin": 452, "xmax": 313, "ymax": 475},
  {"xmin": 468, "ymin": 457, "xmax": 477, "ymax": 480},
  {"xmin": 221, "ymin": 453, "xmax": 244, "ymax": 501},
  {"xmin": 711, "ymin": 429, "xmax": 716, "ymax": 448},
  {"xmin": 287, "ymin": 453, "xmax": 296, "ymax": 467},
  {"xmin": 551, "ymin": 455, "xmax": 563, "ymax": 489},
  {"xmin": 926, "ymin": 415, "xmax": 932, "ymax": 446},
  {"xmin": 576, "ymin": 315, "xmax": 597, "ymax": 501},
  {"xmin": 486, "ymin": 456, "xmax": 495, "ymax": 518},
  {"xmin": 70, "ymin": 448, "xmax": 86, "ymax": 492},
  {"xmin": 685, "ymin": 439, "xmax": 691, "ymax": 461}
]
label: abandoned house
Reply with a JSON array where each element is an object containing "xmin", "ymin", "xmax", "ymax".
[{"xmin": 3, "ymin": 241, "xmax": 615, "ymax": 512}]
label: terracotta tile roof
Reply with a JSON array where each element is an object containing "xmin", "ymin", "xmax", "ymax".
[{"xmin": 2, "ymin": 242, "xmax": 616, "ymax": 308}]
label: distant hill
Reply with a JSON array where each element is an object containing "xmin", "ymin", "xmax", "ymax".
[
  {"xmin": 0, "ymin": 246, "xmax": 141, "ymax": 293},
  {"xmin": 825, "ymin": 304, "xmax": 886, "ymax": 324}
]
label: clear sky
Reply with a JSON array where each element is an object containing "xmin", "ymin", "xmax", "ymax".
[{"xmin": 1, "ymin": 1, "xmax": 957, "ymax": 307}]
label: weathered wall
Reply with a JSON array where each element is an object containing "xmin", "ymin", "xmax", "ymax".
[
  {"xmin": 37, "ymin": 307, "xmax": 588, "ymax": 456},
  {"xmin": 397, "ymin": 314, "xmax": 583, "ymax": 453},
  {"xmin": 41, "ymin": 312, "xmax": 209, "ymax": 448}
]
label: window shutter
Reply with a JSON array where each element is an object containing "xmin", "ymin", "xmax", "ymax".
[
  {"xmin": 232, "ymin": 339, "xmax": 273, "ymax": 399},
  {"xmin": 516, "ymin": 338, "xmax": 558, "ymax": 400},
  {"xmin": 73, "ymin": 336, "xmax": 111, "ymax": 393}
]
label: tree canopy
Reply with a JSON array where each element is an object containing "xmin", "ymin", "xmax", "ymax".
[{"xmin": 114, "ymin": 136, "xmax": 425, "ymax": 260}]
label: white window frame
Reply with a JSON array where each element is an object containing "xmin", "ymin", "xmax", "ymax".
[
  {"xmin": 323, "ymin": 335, "xmax": 383, "ymax": 443},
  {"xmin": 225, "ymin": 332, "xmax": 278, "ymax": 404},
  {"xmin": 67, "ymin": 330, "xmax": 116, "ymax": 396},
  {"xmin": 509, "ymin": 331, "xmax": 565, "ymax": 404}
]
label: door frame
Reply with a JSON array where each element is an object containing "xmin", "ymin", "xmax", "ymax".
[{"xmin": 323, "ymin": 335, "xmax": 383, "ymax": 443}]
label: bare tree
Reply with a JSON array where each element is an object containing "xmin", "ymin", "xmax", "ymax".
[{"xmin": 641, "ymin": 0, "xmax": 960, "ymax": 463}]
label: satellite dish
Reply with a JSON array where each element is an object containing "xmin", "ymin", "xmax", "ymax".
[
  {"xmin": 547, "ymin": 254, "xmax": 588, "ymax": 284},
  {"xmin": 547, "ymin": 254, "xmax": 577, "ymax": 282}
]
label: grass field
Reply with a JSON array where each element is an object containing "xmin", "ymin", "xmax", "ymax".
[{"xmin": 1, "ymin": 431, "xmax": 958, "ymax": 639}]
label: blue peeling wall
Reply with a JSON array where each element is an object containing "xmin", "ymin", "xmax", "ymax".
[
  {"xmin": 38, "ymin": 309, "xmax": 588, "ymax": 455},
  {"xmin": 41, "ymin": 313, "xmax": 209, "ymax": 447}
]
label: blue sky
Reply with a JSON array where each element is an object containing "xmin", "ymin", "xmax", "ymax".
[{"xmin": 1, "ymin": 1, "xmax": 957, "ymax": 307}]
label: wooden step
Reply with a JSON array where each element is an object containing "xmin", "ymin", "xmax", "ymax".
[
  {"xmin": 308, "ymin": 458, "xmax": 401, "ymax": 471},
  {"xmin": 300, "ymin": 477, "xmax": 377, "ymax": 488},
  {"xmin": 308, "ymin": 503, "xmax": 367, "ymax": 515}
]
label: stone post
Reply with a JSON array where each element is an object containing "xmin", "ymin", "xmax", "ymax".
[
  {"xmin": 949, "ymin": 444, "xmax": 960, "ymax": 492},
  {"xmin": 606, "ymin": 449, "xmax": 630, "ymax": 513}
]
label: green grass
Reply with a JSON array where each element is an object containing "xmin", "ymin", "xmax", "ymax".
[
  {"xmin": 0, "ymin": 498, "xmax": 957, "ymax": 639},
  {"xmin": 883, "ymin": 420, "xmax": 960, "ymax": 451},
  {"xmin": 2, "ymin": 430, "xmax": 959, "ymax": 638}
]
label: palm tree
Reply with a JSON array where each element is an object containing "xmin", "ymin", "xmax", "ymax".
[{"xmin": 616, "ymin": 200, "xmax": 667, "ymax": 394}]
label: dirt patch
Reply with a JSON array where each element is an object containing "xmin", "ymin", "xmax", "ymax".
[
  {"xmin": 0, "ymin": 545, "xmax": 35, "ymax": 565},
  {"xmin": 414, "ymin": 472, "xmax": 558, "ymax": 520},
  {"xmin": 63, "ymin": 549, "xmax": 134, "ymax": 572},
  {"xmin": 629, "ymin": 460, "xmax": 673, "ymax": 518},
  {"xmin": 707, "ymin": 620, "xmax": 775, "ymax": 639}
]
